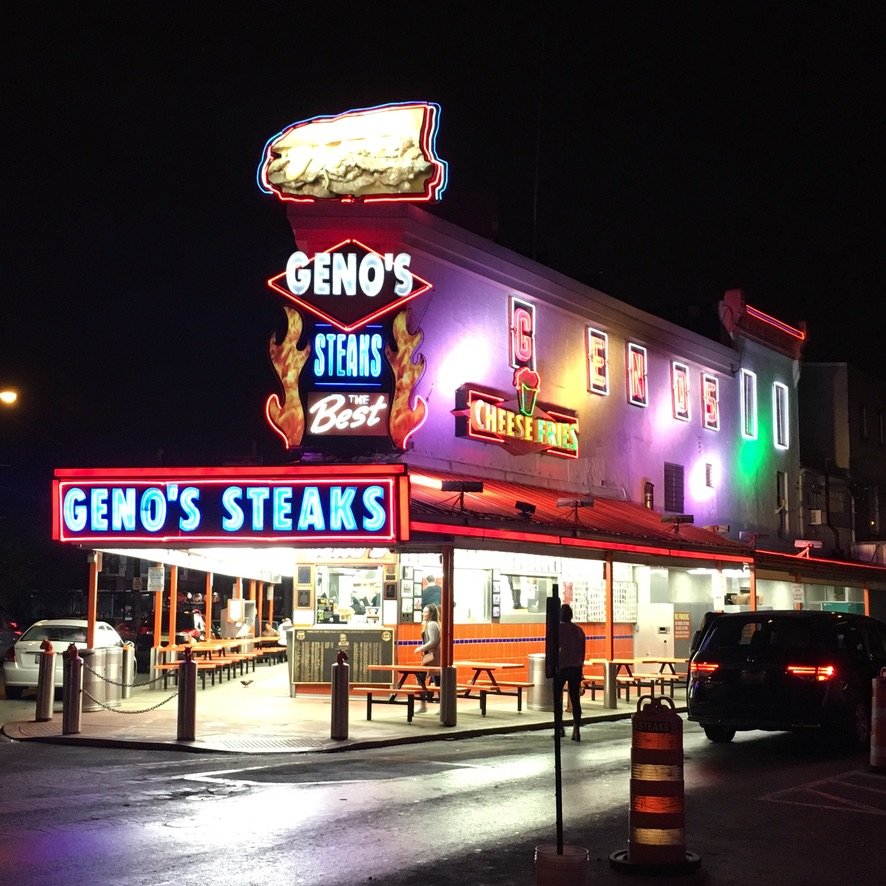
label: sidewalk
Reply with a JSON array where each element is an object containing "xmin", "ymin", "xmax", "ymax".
[{"xmin": 1, "ymin": 662, "xmax": 685, "ymax": 754}]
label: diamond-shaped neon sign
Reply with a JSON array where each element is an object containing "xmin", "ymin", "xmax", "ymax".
[{"xmin": 267, "ymin": 238, "xmax": 432, "ymax": 332}]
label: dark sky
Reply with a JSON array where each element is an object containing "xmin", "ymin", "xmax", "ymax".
[{"xmin": 2, "ymin": 1, "xmax": 884, "ymax": 479}]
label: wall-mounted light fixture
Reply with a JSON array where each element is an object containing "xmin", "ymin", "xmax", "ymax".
[
  {"xmin": 556, "ymin": 497, "xmax": 595, "ymax": 509},
  {"xmin": 556, "ymin": 496, "xmax": 594, "ymax": 529},
  {"xmin": 662, "ymin": 514, "xmax": 694, "ymax": 534},
  {"xmin": 738, "ymin": 530, "xmax": 769, "ymax": 549},
  {"xmin": 441, "ymin": 480, "xmax": 484, "ymax": 510},
  {"xmin": 441, "ymin": 480, "xmax": 484, "ymax": 492},
  {"xmin": 515, "ymin": 500, "xmax": 536, "ymax": 519}
]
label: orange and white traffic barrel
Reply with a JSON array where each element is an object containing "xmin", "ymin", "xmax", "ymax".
[
  {"xmin": 609, "ymin": 695, "xmax": 701, "ymax": 875},
  {"xmin": 871, "ymin": 668, "xmax": 886, "ymax": 772}
]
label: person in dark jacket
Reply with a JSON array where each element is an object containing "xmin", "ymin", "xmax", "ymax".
[{"xmin": 556, "ymin": 603, "xmax": 586, "ymax": 741}]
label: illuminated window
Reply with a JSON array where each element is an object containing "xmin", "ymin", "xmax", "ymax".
[
  {"xmin": 701, "ymin": 373, "xmax": 720, "ymax": 431},
  {"xmin": 671, "ymin": 362, "xmax": 690, "ymax": 421},
  {"xmin": 773, "ymin": 382, "xmax": 789, "ymax": 449},
  {"xmin": 740, "ymin": 369, "xmax": 758, "ymax": 439},
  {"xmin": 627, "ymin": 343, "xmax": 648, "ymax": 407},
  {"xmin": 664, "ymin": 463, "xmax": 684, "ymax": 513},
  {"xmin": 586, "ymin": 328, "xmax": 609, "ymax": 395},
  {"xmin": 776, "ymin": 471, "xmax": 788, "ymax": 535}
]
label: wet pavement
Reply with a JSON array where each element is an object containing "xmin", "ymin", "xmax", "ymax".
[{"xmin": 1, "ymin": 660, "xmax": 685, "ymax": 754}]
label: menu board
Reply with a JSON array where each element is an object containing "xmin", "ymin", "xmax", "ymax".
[
  {"xmin": 289, "ymin": 627, "xmax": 395, "ymax": 684},
  {"xmin": 613, "ymin": 580, "xmax": 638, "ymax": 623}
]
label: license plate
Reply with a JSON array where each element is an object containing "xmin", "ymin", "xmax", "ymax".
[
  {"xmin": 740, "ymin": 669, "xmax": 766, "ymax": 685},
  {"xmin": 34, "ymin": 654, "xmax": 43, "ymax": 664}
]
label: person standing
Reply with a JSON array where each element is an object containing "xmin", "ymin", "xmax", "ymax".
[
  {"xmin": 414, "ymin": 603, "xmax": 441, "ymax": 712},
  {"xmin": 556, "ymin": 603, "xmax": 586, "ymax": 741},
  {"xmin": 421, "ymin": 577, "xmax": 442, "ymax": 608}
]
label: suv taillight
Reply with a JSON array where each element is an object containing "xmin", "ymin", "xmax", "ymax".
[
  {"xmin": 786, "ymin": 664, "xmax": 836, "ymax": 682},
  {"xmin": 691, "ymin": 662, "xmax": 719, "ymax": 678}
]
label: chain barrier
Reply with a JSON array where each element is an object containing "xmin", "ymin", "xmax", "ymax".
[
  {"xmin": 82, "ymin": 687, "xmax": 179, "ymax": 714},
  {"xmin": 80, "ymin": 657, "xmax": 180, "ymax": 715},
  {"xmin": 81, "ymin": 658, "xmax": 169, "ymax": 689}
]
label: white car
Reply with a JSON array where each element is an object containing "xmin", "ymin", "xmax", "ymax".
[{"xmin": 3, "ymin": 618, "xmax": 123, "ymax": 699}]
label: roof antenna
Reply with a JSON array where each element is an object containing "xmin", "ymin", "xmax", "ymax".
[{"xmin": 531, "ymin": 28, "xmax": 545, "ymax": 261}]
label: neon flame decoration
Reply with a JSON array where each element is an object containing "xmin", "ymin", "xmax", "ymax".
[
  {"xmin": 385, "ymin": 311, "xmax": 428, "ymax": 448},
  {"xmin": 266, "ymin": 306, "xmax": 311, "ymax": 448},
  {"xmin": 256, "ymin": 101, "xmax": 448, "ymax": 204}
]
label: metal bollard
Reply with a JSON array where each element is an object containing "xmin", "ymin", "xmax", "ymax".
[
  {"xmin": 62, "ymin": 643, "xmax": 83, "ymax": 735},
  {"xmin": 439, "ymin": 665, "xmax": 457, "ymax": 727},
  {"xmin": 35, "ymin": 639, "xmax": 56, "ymax": 722},
  {"xmin": 331, "ymin": 650, "xmax": 349, "ymax": 740},
  {"xmin": 177, "ymin": 647, "xmax": 197, "ymax": 742},
  {"xmin": 871, "ymin": 667, "xmax": 886, "ymax": 772},
  {"xmin": 121, "ymin": 642, "xmax": 135, "ymax": 699}
]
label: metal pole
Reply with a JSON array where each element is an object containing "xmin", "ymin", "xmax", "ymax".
[
  {"xmin": 62, "ymin": 644, "xmax": 83, "ymax": 735},
  {"xmin": 546, "ymin": 591, "xmax": 563, "ymax": 855},
  {"xmin": 331, "ymin": 650, "xmax": 349, "ymax": 740},
  {"xmin": 177, "ymin": 647, "xmax": 196, "ymax": 742},
  {"xmin": 121, "ymin": 642, "xmax": 135, "ymax": 699},
  {"xmin": 35, "ymin": 640, "xmax": 56, "ymax": 722},
  {"xmin": 439, "ymin": 545, "xmax": 457, "ymax": 726}
]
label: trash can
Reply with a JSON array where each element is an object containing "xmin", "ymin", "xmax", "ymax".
[
  {"xmin": 82, "ymin": 647, "xmax": 123, "ymax": 712},
  {"xmin": 527, "ymin": 653, "xmax": 555, "ymax": 711}
]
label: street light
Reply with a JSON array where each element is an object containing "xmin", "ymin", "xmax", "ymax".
[{"xmin": 0, "ymin": 389, "xmax": 18, "ymax": 406}]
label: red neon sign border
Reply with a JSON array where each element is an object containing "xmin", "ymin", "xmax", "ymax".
[
  {"xmin": 745, "ymin": 305, "xmax": 806, "ymax": 341},
  {"xmin": 53, "ymin": 475, "xmax": 402, "ymax": 545}
]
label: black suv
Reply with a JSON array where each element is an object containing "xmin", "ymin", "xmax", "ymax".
[{"xmin": 687, "ymin": 610, "xmax": 886, "ymax": 746}]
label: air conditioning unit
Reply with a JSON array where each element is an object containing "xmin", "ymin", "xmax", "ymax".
[{"xmin": 809, "ymin": 509, "xmax": 823, "ymax": 526}]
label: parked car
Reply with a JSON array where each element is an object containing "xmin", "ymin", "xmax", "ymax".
[
  {"xmin": 687, "ymin": 610, "xmax": 886, "ymax": 747},
  {"xmin": 0, "ymin": 611, "xmax": 23, "ymax": 660},
  {"xmin": 2, "ymin": 618, "xmax": 124, "ymax": 699}
]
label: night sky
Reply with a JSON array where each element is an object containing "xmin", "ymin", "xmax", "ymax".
[{"xmin": 2, "ymin": 4, "xmax": 884, "ymax": 580}]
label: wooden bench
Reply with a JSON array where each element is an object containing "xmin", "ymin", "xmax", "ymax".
[
  {"xmin": 256, "ymin": 646, "xmax": 287, "ymax": 665},
  {"xmin": 615, "ymin": 672, "xmax": 687, "ymax": 701},
  {"xmin": 351, "ymin": 685, "xmax": 439, "ymax": 723},
  {"xmin": 458, "ymin": 680, "xmax": 534, "ymax": 716},
  {"xmin": 582, "ymin": 676, "xmax": 606, "ymax": 700},
  {"xmin": 154, "ymin": 659, "xmax": 223, "ymax": 689}
]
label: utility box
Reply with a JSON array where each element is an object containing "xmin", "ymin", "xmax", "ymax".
[{"xmin": 220, "ymin": 599, "xmax": 257, "ymax": 638}]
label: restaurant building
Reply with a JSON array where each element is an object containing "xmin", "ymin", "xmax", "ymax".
[{"xmin": 52, "ymin": 102, "xmax": 886, "ymax": 692}]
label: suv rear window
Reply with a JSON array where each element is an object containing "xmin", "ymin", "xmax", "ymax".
[{"xmin": 701, "ymin": 617, "xmax": 816, "ymax": 653}]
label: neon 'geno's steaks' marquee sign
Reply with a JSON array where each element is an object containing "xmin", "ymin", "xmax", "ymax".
[{"xmin": 52, "ymin": 466, "xmax": 409, "ymax": 544}]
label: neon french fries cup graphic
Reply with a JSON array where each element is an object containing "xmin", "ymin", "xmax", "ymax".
[{"xmin": 513, "ymin": 367, "xmax": 540, "ymax": 416}]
